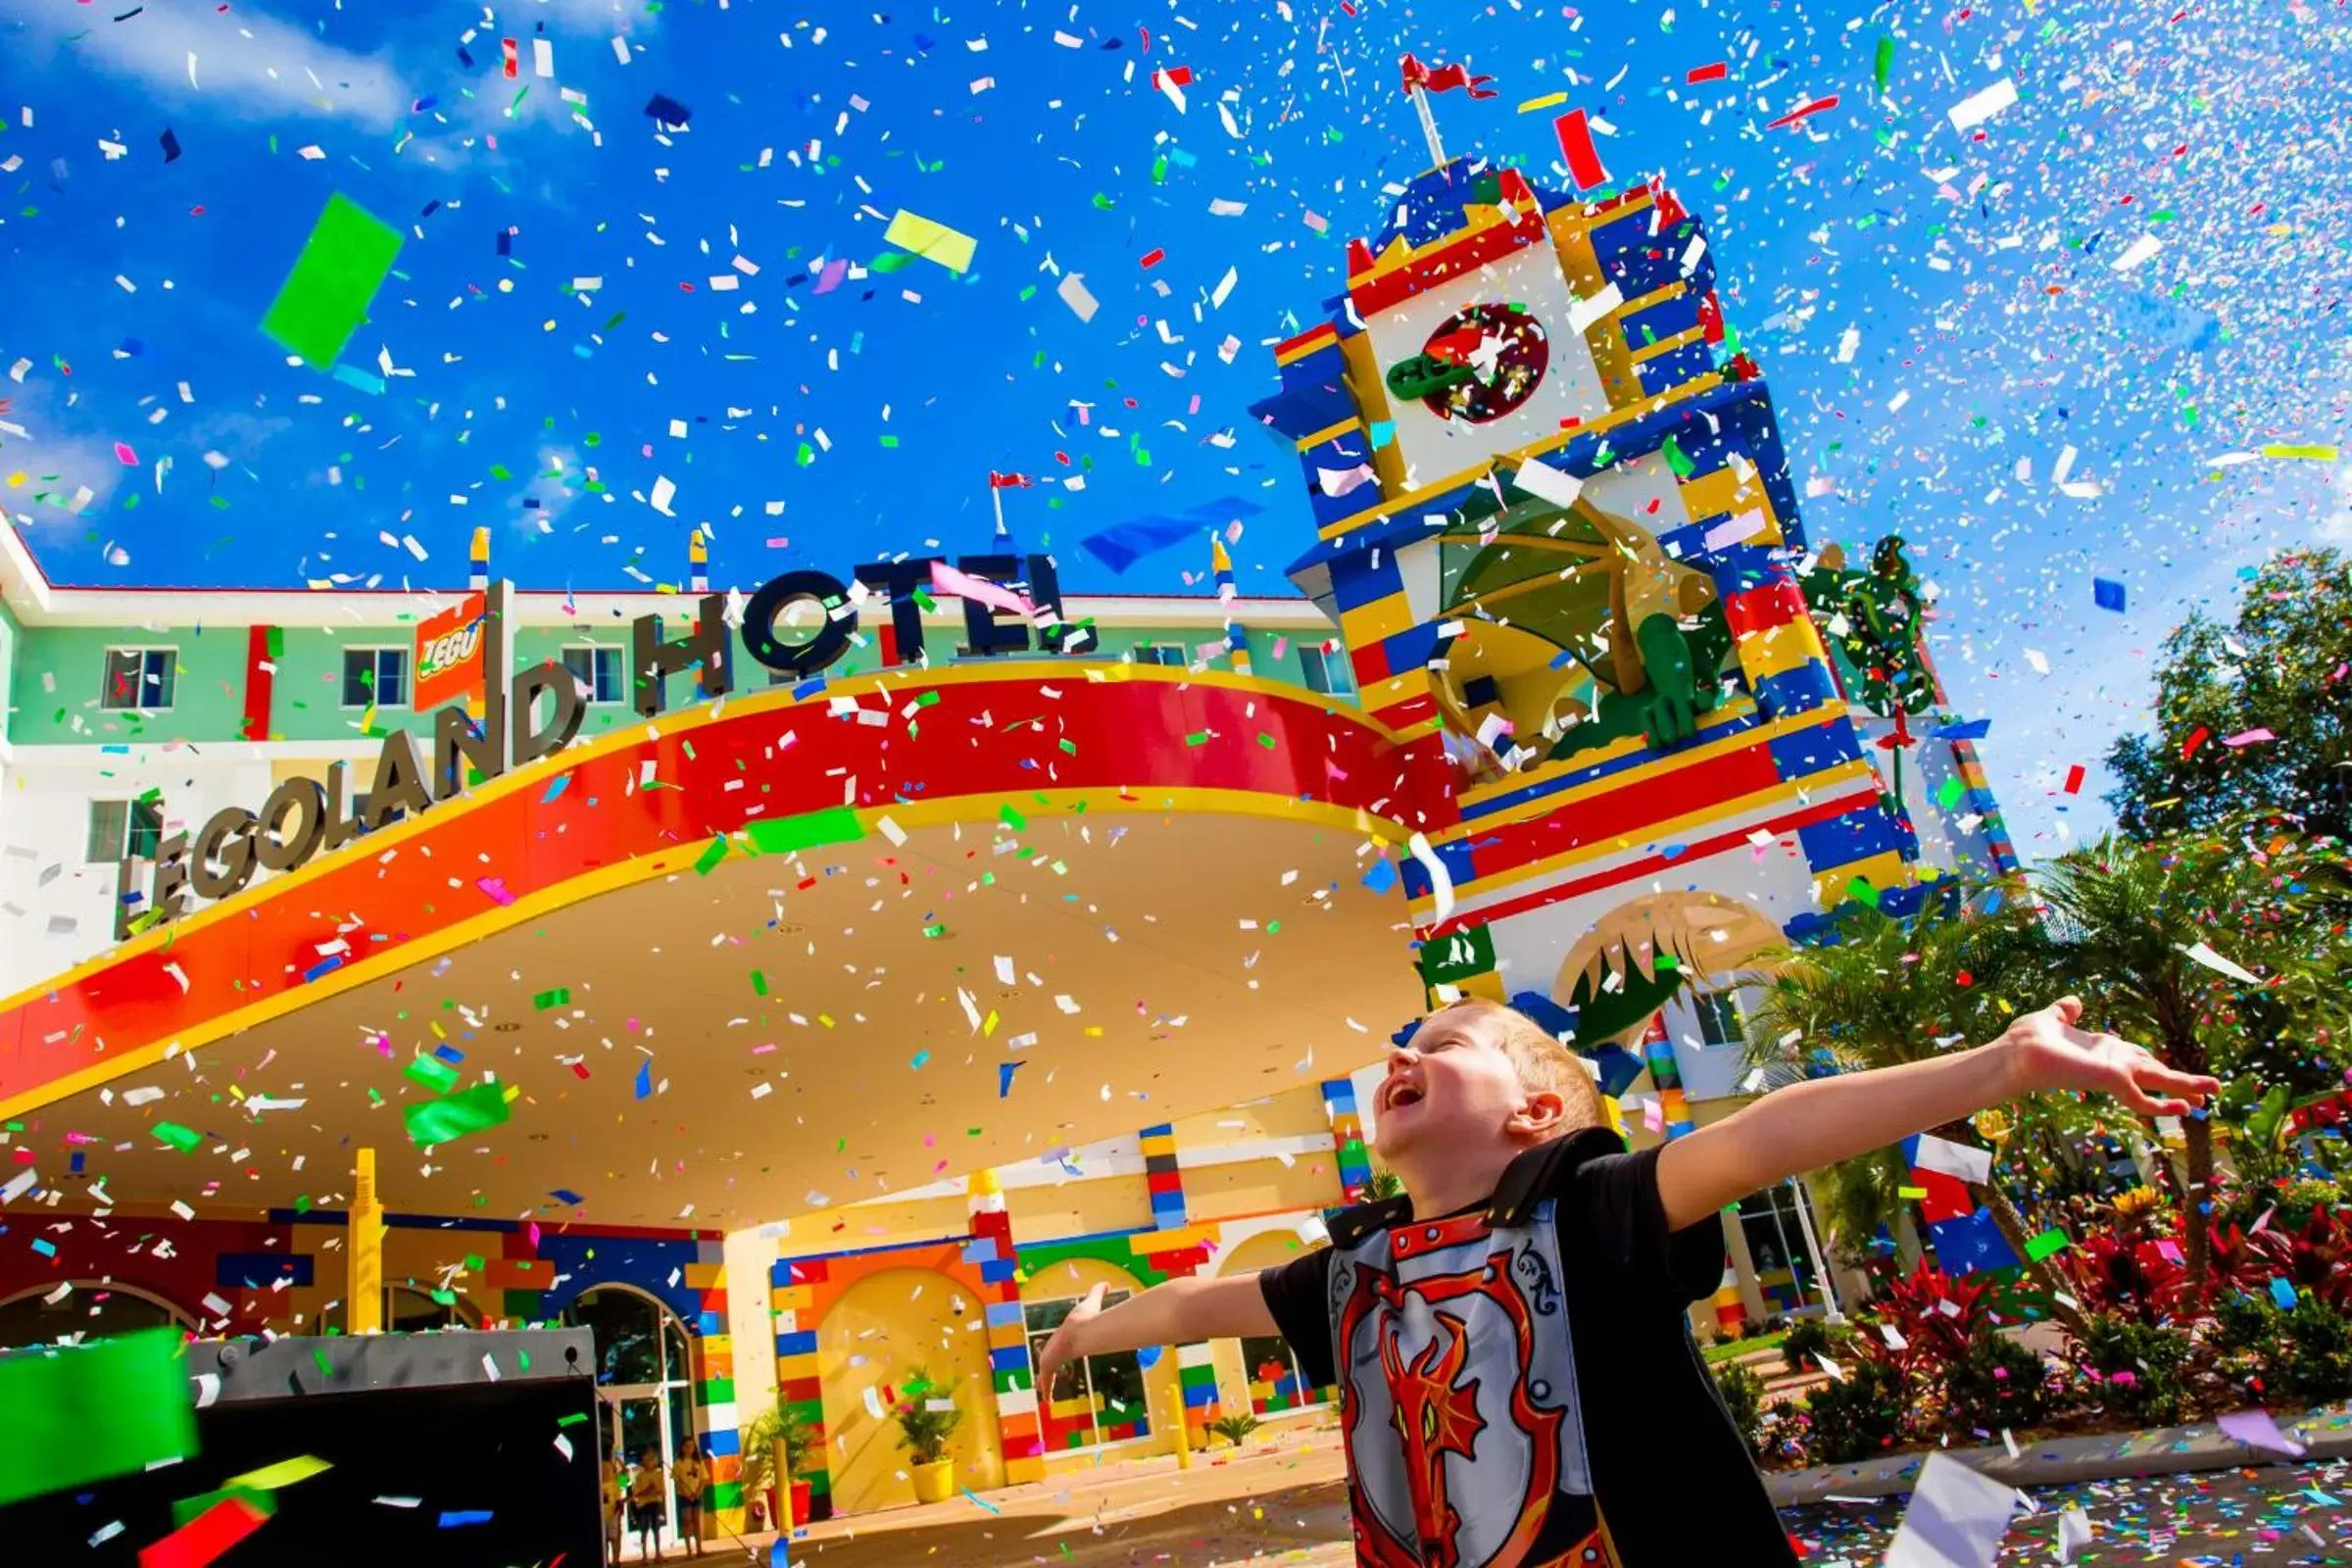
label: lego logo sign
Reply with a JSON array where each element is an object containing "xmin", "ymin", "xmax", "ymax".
[{"xmin": 413, "ymin": 592, "xmax": 487, "ymax": 710}]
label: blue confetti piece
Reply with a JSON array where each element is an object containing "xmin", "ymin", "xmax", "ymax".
[
  {"xmin": 634, "ymin": 1059, "xmax": 653, "ymax": 1101},
  {"xmin": 433, "ymin": 1044, "xmax": 466, "ymax": 1063},
  {"xmin": 2271, "ymin": 1276, "xmax": 2299, "ymax": 1310},
  {"xmin": 437, "ymin": 1510, "xmax": 493, "ymax": 1528},
  {"xmin": 549, "ymin": 1189, "xmax": 584, "ymax": 1205},
  {"xmin": 1360, "ymin": 858, "xmax": 1397, "ymax": 896},
  {"xmin": 541, "ymin": 774, "xmax": 570, "ymax": 804},
  {"xmin": 2092, "ymin": 577, "xmax": 2127, "ymax": 612},
  {"xmin": 910, "ymin": 1050, "xmax": 931, "ymax": 1070},
  {"xmin": 302, "ymin": 954, "xmax": 345, "ymax": 984},
  {"xmin": 998, "ymin": 1060, "xmax": 1021, "ymax": 1099},
  {"xmin": 1136, "ymin": 1345, "xmax": 1163, "ymax": 1369}
]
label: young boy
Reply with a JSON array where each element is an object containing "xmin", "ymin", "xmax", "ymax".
[{"xmin": 1035, "ymin": 994, "xmax": 2215, "ymax": 1566}]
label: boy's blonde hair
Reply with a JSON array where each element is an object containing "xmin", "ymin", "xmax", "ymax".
[{"xmin": 1430, "ymin": 996, "xmax": 1605, "ymax": 1135}]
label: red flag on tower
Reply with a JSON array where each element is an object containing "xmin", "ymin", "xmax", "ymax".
[
  {"xmin": 1399, "ymin": 54, "xmax": 1496, "ymax": 100},
  {"xmin": 987, "ymin": 471, "xmax": 1034, "ymax": 489}
]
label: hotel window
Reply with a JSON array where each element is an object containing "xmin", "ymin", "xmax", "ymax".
[
  {"xmin": 1240, "ymin": 1332, "xmax": 1331, "ymax": 1415},
  {"xmin": 1298, "ymin": 642, "xmax": 1353, "ymax": 695},
  {"xmin": 562, "ymin": 645, "xmax": 624, "ymax": 705},
  {"xmin": 1025, "ymin": 1293, "xmax": 1154, "ymax": 1449},
  {"xmin": 1131, "ymin": 642, "xmax": 1188, "ymax": 668},
  {"xmin": 1694, "ymin": 989, "xmax": 1745, "ymax": 1049},
  {"xmin": 100, "ymin": 648, "xmax": 175, "ymax": 711},
  {"xmin": 341, "ymin": 647, "xmax": 410, "ymax": 709},
  {"xmin": 87, "ymin": 799, "xmax": 163, "ymax": 864}
]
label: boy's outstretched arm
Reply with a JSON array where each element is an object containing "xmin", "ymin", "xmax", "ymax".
[
  {"xmin": 1654, "ymin": 997, "xmax": 2220, "ymax": 1231},
  {"xmin": 1033, "ymin": 1276, "xmax": 1278, "ymax": 1393}
]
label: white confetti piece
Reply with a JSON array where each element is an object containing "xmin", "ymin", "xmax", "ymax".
[{"xmin": 1946, "ymin": 78, "xmax": 2019, "ymax": 131}]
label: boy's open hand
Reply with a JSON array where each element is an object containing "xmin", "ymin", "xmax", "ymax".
[
  {"xmin": 2000, "ymin": 997, "xmax": 2220, "ymax": 1116},
  {"xmin": 1033, "ymin": 1283, "xmax": 1105, "ymax": 1395}
]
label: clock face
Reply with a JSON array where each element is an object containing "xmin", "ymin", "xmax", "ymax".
[{"xmin": 1388, "ymin": 304, "xmax": 1551, "ymax": 425}]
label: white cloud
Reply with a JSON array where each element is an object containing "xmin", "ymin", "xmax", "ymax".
[{"xmin": 16, "ymin": 3, "xmax": 416, "ymax": 126}]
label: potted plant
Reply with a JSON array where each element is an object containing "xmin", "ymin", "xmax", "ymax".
[
  {"xmin": 890, "ymin": 1368, "xmax": 963, "ymax": 1505},
  {"xmin": 740, "ymin": 1401, "xmax": 816, "ymax": 1531}
]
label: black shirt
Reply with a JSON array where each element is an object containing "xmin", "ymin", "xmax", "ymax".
[{"xmin": 1257, "ymin": 1127, "xmax": 1795, "ymax": 1567}]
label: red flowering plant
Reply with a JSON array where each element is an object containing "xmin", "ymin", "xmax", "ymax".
[{"xmin": 1863, "ymin": 1263, "xmax": 2002, "ymax": 1377}]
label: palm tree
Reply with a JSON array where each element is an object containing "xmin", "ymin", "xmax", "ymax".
[
  {"xmin": 2034, "ymin": 828, "xmax": 2352, "ymax": 1298},
  {"xmin": 1739, "ymin": 888, "xmax": 2089, "ymax": 1334}
]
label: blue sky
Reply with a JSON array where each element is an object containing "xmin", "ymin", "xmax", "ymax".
[{"xmin": 2, "ymin": 0, "xmax": 2347, "ymax": 857}]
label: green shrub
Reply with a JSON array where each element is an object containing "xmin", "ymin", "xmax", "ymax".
[
  {"xmin": 1942, "ymin": 1333, "xmax": 2052, "ymax": 1434},
  {"xmin": 2074, "ymin": 1316, "xmax": 2191, "ymax": 1426},
  {"xmin": 2270, "ymin": 1297, "xmax": 2352, "ymax": 1407},
  {"xmin": 1781, "ymin": 1316, "xmax": 1850, "ymax": 1376},
  {"xmin": 1207, "ymin": 1412, "xmax": 1265, "ymax": 1447},
  {"xmin": 1713, "ymin": 1362, "xmax": 1769, "ymax": 1457},
  {"xmin": 1802, "ymin": 1358, "xmax": 1907, "ymax": 1464}
]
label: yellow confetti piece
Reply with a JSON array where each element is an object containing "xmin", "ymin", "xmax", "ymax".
[
  {"xmin": 1518, "ymin": 91, "xmax": 1569, "ymax": 112},
  {"xmin": 223, "ymin": 1454, "xmax": 333, "ymax": 1493},
  {"xmin": 882, "ymin": 209, "xmax": 977, "ymax": 273},
  {"xmin": 2261, "ymin": 442, "xmax": 2338, "ymax": 462}
]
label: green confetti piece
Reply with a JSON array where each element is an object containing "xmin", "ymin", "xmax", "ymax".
[
  {"xmin": 533, "ymin": 987, "xmax": 570, "ymax": 1011},
  {"xmin": 2025, "ymin": 1228, "xmax": 2071, "ymax": 1262},
  {"xmin": 259, "ymin": 193, "xmax": 405, "ymax": 369},
  {"xmin": 751, "ymin": 970, "xmax": 769, "ymax": 996},
  {"xmin": 693, "ymin": 834, "xmax": 731, "ymax": 875},
  {"xmin": 154, "ymin": 1121, "xmax": 202, "ymax": 1152},
  {"xmin": 1874, "ymin": 35, "xmax": 1894, "ymax": 96},
  {"xmin": 744, "ymin": 805, "xmax": 865, "ymax": 855},
  {"xmin": 1846, "ymin": 876, "xmax": 1882, "ymax": 908},
  {"xmin": 999, "ymin": 804, "xmax": 1027, "ymax": 831},
  {"xmin": 1936, "ymin": 775, "xmax": 1966, "ymax": 811},
  {"xmin": 172, "ymin": 1485, "xmax": 277, "ymax": 1530},
  {"xmin": 403, "ymin": 1081, "xmax": 514, "ymax": 1146},
  {"xmin": 0, "ymin": 1327, "xmax": 198, "ymax": 1507},
  {"xmin": 404, "ymin": 1056, "xmax": 461, "ymax": 1095}
]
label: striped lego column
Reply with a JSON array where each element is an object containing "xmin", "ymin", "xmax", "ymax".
[
  {"xmin": 1946, "ymin": 737, "xmax": 2019, "ymax": 876},
  {"xmin": 686, "ymin": 1249, "xmax": 747, "ymax": 1532},
  {"xmin": 768, "ymin": 1258, "xmax": 829, "ymax": 1520},
  {"xmin": 465, "ymin": 526, "xmax": 492, "ymax": 725},
  {"xmin": 689, "ymin": 528, "xmax": 710, "ymax": 594},
  {"xmin": 967, "ymin": 1169, "xmax": 1047, "ymax": 1485},
  {"xmin": 468, "ymin": 525, "xmax": 490, "ymax": 590},
  {"xmin": 1640, "ymin": 1014, "xmax": 1694, "ymax": 1141},
  {"xmin": 1721, "ymin": 576, "xmax": 1838, "ymax": 720},
  {"xmin": 1712, "ymin": 1278, "xmax": 1746, "ymax": 1335},
  {"xmin": 1132, "ymin": 1125, "xmax": 1222, "ymax": 1444},
  {"xmin": 1320, "ymin": 1080, "xmax": 1375, "ymax": 1201},
  {"xmin": 1210, "ymin": 538, "xmax": 1251, "ymax": 676}
]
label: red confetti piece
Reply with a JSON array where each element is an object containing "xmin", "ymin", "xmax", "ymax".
[
  {"xmin": 140, "ymin": 1498, "xmax": 270, "ymax": 1568},
  {"xmin": 2062, "ymin": 763, "xmax": 2085, "ymax": 795},
  {"xmin": 500, "ymin": 38, "xmax": 518, "ymax": 80},
  {"xmin": 1552, "ymin": 109, "xmax": 1607, "ymax": 189},
  {"xmin": 1687, "ymin": 62, "xmax": 1728, "ymax": 82},
  {"xmin": 1766, "ymin": 94, "xmax": 1840, "ymax": 128},
  {"xmin": 1137, "ymin": 247, "xmax": 1166, "ymax": 269},
  {"xmin": 2180, "ymin": 724, "xmax": 2211, "ymax": 760},
  {"xmin": 1151, "ymin": 66, "xmax": 1193, "ymax": 89}
]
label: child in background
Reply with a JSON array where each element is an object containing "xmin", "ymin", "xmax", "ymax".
[
  {"xmin": 1037, "ymin": 995, "xmax": 2214, "ymax": 1566},
  {"xmin": 601, "ymin": 1444, "xmax": 626, "ymax": 1565},
  {"xmin": 672, "ymin": 1440, "xmax": 709, "ymax": 1558},
  {"xmin": 628, "ymin": 1444, "xmax": 668, "ymax": 1562}
]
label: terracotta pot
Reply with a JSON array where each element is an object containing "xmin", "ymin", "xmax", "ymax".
[{"xmin": 910, "ymin": 1457, "xmax": 955, "ymax": 1504}]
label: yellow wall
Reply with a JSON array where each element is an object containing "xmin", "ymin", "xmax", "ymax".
[
  {"xmin": 1186, "ymin": 1155, "xmax": 1351, "ymax": 1223},
  {"xmin": 1018, "ymin": 1255, "xmax": 1182, "ymax": 1471},
  {"xmin": 815, "ymin": 1266, "xmax": 1004, "ymax": 1514}
]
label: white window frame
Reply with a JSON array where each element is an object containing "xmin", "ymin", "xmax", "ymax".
[
  {"xmin": 86, "ymin": 798, "xmax": 164, "ymax": 864},
  {"xmin": 100, "ymin": 647, "xmax": 175, "ymax": 712},
  {"xmin": 562, "ymin": 644, "xmax": 625, "ymax": 706},
  {"xmin": 340, "ymin": 646, "xmax": 411, "ymax": 710},
  {"xmin": 1298, "ymin": 642, "xmax": 1353, "ymax": 696}
]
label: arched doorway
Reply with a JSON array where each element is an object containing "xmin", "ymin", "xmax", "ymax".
[
  {"xmin": 562, "ymin": 1285, "xmax": 696, "ymax": 1559},
  {"xmin": 1215, "ymin": 1231, "xmax": 1334, "ymax": 1417},
  {"xmin": 816, "ymin": 1266, "xmax": 1003, "ymax": 1515},
  {"xmin": 0, "ymin": 1282, "xmax": 190, "ymax": 1349}
]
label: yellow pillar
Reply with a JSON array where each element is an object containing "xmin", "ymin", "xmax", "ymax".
[
  {"xmin": 1169, "ymin": 1349, "xmax": 1193, "ymax": 1472},
  {"xmin": 349, "ymin": 1147, "xmax": 384, "ymax": 1334}
]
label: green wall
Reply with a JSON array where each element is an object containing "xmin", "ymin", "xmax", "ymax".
[{"xmin": 4, "ymin": 612, "xmax": 1350, "ymax": 750}]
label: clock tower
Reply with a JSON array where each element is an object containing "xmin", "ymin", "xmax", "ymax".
[{"xmin": 1259, "ymin": 74, "xmax": 2018, "ymax": 1091}]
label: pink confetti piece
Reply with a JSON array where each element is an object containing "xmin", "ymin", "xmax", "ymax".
[
  {"xmin": 2223, "ymin": 727, "xmax": 2276, "ymax": 747},
  {"xmin": 114, "ymin": 441, "xmax": 139, "ymax": 466},
  {"xmin": 475, "ymin": 877, "xmax": 516, "ymax": 906}
]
